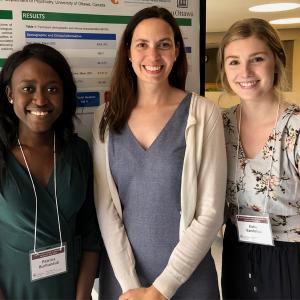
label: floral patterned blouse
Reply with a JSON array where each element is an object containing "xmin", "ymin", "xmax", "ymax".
[{"xmin": 223, "ymin": 104, "xmax": 300, "ymax": 242}]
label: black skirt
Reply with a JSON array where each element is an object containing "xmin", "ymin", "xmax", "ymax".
[{"xmin": 222, "ymin": 221, "xmax": 300, "ymax": 299}]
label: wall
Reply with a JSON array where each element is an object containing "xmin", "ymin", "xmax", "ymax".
[
  {"xmin": 205, "ymin": 28, "xmax": 300, "ymax": 108},
  {"xmin": 0, "ymin": 1, "xmax": 200, "ymax": 144}
]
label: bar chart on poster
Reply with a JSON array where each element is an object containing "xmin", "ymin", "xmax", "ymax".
[{"xmin": 0, "ymin": 0, "xmax": 200, "ymax": 142}]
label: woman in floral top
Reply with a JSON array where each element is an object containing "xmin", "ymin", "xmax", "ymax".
[{"xmin": 218, "ymin": 18, "xmax": 300, "ymax": 299}]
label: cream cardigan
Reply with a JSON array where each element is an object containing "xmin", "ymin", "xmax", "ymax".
[{"xmin": 92, "ymin": 93, "xmax": 227, "ymax": 299}]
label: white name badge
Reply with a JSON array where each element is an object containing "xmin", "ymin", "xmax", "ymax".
[
  {"xmin": 236, "ymin": 214, "xmax": 274, "ymax": 246},
  {"xmin": 29, "ymin": 243, "xmax": 67, "ymax": 281}
]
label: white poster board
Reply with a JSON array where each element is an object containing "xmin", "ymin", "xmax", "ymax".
[{"xmin": 0, "ymin": 0, "xmax": 200, "ymax": 143}]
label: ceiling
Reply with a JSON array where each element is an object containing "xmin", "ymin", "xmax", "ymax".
[{"xmin": 206, "ymin": 0, "xmax": 300, "ymax": 32}]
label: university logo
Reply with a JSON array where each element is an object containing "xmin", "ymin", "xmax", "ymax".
[{"xmin": 177, "ymin": 0, "xmax": 188, "ymax": 8}]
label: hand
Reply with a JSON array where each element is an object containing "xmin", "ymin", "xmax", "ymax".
[
  {"xmin": 75, "ymin": 251, "xmax": 99, "ymax": 300},
  {"xmin": 119, "ymin": 286, "xmax": 167, "ymax": 300},
  {"xmin": 0, "ymin": 287, "xmax": 5, "ymax": 300}
]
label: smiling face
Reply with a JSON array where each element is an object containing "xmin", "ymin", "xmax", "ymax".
[
  {"xmin": 129, "ymin": 17, "xmax": 178, "ymax": 88},
  {"xmin": 224, "ymin": 36, "xmax": 276, "ymax": 102},
  {"xmin": 6, "ymin": 58, "xmax": 63, "ymax": 138}
]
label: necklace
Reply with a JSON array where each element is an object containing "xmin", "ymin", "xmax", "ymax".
[
  {"xmin": 18, "ymin": 133, "xmax": 62, "ymax": 252},
  {"xmin": 235, "ymin": 101, "xmax": 280, "ymax": 214}
]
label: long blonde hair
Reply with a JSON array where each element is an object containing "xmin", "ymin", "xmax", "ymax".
[{"xmin": 217, "ymin": 18, "xmax": 288, "ymax": 95}]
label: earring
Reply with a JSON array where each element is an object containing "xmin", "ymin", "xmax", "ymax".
[
  {"xmin": 129, "ymin": 58, "xmax": 132, "ymax": 62},
  {"xmin": 8, "ymin": 97, "xmax": 13, "ymax": 104}
]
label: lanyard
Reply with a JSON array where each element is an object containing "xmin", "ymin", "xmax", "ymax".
[
  {"xmin": 235, "ymin": 101, "xmax": 280, "ymax": 215},
  {"xmin": 18, "ymin": 133, "xmax": 63, "ymax": 253}
]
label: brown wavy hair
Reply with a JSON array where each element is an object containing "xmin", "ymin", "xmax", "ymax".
[{"xmin": 99, "ymin": 6, "xmax": 188, "ymax": 141}]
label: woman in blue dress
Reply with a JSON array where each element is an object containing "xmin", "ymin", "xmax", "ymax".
[
  {"xmin": 93, "ymin": 6, "xmax": 226, "ymax": 300},
  {"xmin": 0, "ymin": 43, "xmax": 101, "ymax": 299}
]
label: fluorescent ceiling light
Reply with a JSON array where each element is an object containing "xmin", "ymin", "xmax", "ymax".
[
  {"xmin": 270, "ymin": 17, "xmax": 300, "ymax": 24},
  {"xmin": 249, "ymin": 3, "xmax": 300, "ymax": 12}
]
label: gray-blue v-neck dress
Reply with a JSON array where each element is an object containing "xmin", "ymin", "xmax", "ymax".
[{"xmin": 99, "ymin": 94, "xmax": 219, "ymax": 299}]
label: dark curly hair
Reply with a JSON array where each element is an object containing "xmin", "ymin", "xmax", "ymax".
[{"xmin": 0, "ymin": 43, "xmax": 77, "ymax": 183}]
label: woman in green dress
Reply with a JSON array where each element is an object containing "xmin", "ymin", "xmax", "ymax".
[{"xmin": 0, "ymin": 43, "xmax": 101, "ymax": 299}]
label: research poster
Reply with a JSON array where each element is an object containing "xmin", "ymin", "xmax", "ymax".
[{"xmin": 0, "ymin": 0, "xmax": 200, "ymax": 142}]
